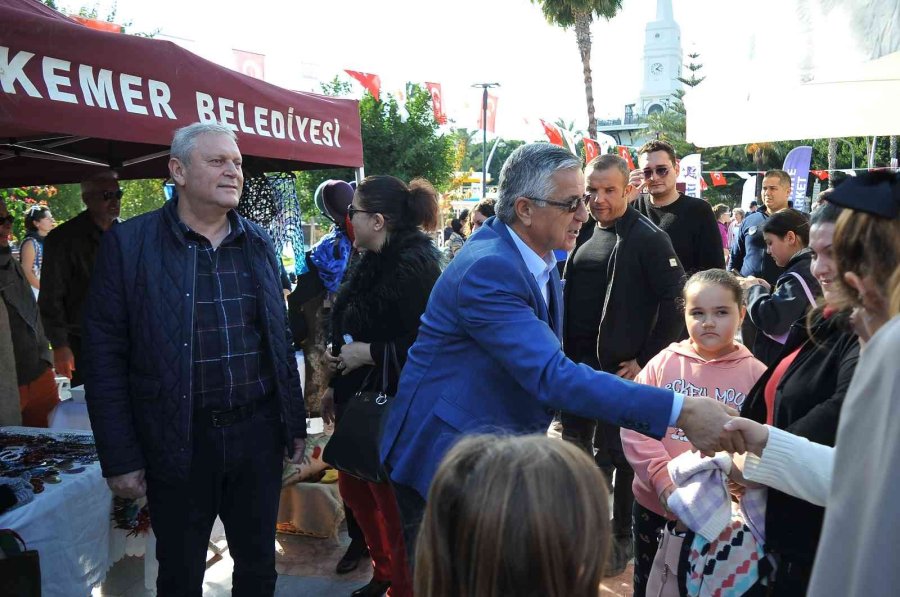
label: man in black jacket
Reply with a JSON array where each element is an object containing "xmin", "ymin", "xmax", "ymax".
[
  {"xmin": 634, "ymin": 140, "xmax": 725, "ymax": 276},
  {"xmin": 83, "ymin": 123, "xmax": 307, "ymax": 596},
  {"xmin": 560, "ymin": 154, "xmax": 685, "ymax": 576},
  {"xmin": 39, "ymin": 170, "xmax": 121, "ymax": 386}
]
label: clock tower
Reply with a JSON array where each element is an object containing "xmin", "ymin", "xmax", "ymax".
[{"xmin": 639, "ymin": 0, "xmax": 683, "ymax": 115}]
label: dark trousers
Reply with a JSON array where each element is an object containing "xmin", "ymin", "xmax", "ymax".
[
  {"xmin": 560, "ymin": 414, "xmax": 635, "ymax": 538},
  {"xmin": 632, "ymin": 501, "xmax": 668, "ymax": 597},
  {"xmin": 345, "ymin": 503, "xmax": 365, "ymax": 543},
  {"xmin": 145, "ymin": 403, "xmax": 284, "ymax": 597},
  {"xmin": 391, "ymin": 481, "xmax": 427, "ymax": 566}
]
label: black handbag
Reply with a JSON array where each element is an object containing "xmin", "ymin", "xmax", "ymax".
[
  {"xmin": 0, "ymin": 529, "xmax": 41, "ymax": 597},
  {"xmin": 322, "ymin": 343, "xmax": 400, "ymax": 483}
]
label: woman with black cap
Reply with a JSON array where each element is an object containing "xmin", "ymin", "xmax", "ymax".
[{"xmin": 726, "ymin": 171, "xmax": 900, "ymax": 597}]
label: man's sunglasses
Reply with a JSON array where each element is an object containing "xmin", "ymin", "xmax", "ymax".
[
  {"xmin": 0, "ymin": 215, "xmax": 14, "ymax": 225},
  {"xmin": 642, "ymin": 166, "xmax": 670, "ymax": 179},
  {"xmin": 90, "ymin": 189, "xmax": 124, "ymax": 201},
  {"xmin": 524, "ymin": 195, "xmax": 589, "ymax": 213}
]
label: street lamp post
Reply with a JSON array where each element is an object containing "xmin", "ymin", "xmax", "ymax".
[{"xmin": 471, "ymin": 82, "xmax": 500, "ymax": 197}]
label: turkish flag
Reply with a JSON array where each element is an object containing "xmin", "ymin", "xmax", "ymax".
[
  {"xmin": 583, "ymin": 138, "xmax": 600, "ymax": 163},
  {"xmin": 478, "ymin": 93, "xmax": 498, "ymax": 133},
  {"xmin": 539, "ymin": 120, "xmax": 564, "ymax": 147},
  {"xmin": 616, "ymin": 146, "xmax": 635, "ymax": 170},
  {"xmin": 701, "ymin": 177, "xmax": 709, "ymax": 191},
  {"xmin": 710, "ymin": 171, "xmax": 727, "ymax": 186},
  {"xmin": 71, "ymin": 16, "xmax": 123, "ymax": 33},
  {"xmin": 233, "ymin": 49, "xmax": 265, "ymax": 80},
  {"xmin": 812, "ymin": 169, "xmax": 830, "ymax": 180},
  {"xmin": 424, "ymin": 82, "xmax": 447, "ymax": 125},
  {"xmin": 345, "ymin": 70, "xmax": 381, "ymax": 101}
]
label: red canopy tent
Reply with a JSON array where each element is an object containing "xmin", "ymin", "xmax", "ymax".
[{"xmin": 0, "ymin": 0, "xmax": 363, "ymax": 187}]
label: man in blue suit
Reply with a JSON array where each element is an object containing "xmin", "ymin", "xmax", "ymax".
[{"xmin": 380, "ymin": 143, "xmax": 744, "ymax": 554}]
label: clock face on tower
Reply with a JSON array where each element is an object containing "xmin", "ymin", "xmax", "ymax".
[{"xmin": 651, "ymin": 62, "xmax": 664, "ymax": 75}]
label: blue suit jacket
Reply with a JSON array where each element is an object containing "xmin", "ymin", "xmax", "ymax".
[{"xmin": 380, "ymin": 217, "xmax": 675, "ymax": 498}]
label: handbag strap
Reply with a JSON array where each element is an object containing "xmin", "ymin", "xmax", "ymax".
[{"xmin": 380, "ymin": 343, "xmax": 402, "ymax": 394}]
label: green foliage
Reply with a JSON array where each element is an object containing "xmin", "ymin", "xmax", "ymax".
[
  {"xmin": 291, "ymin": 80, "xmax": 456, "ymax": 226},
  {"xmin": 531, "ymin": 0, "xmax": 622, "ymax": 28},
  {"xmin": 120, "ymin": 179, "xmax": 166, "ymax": 219},
  {"xmin": 461, "ymin": 139, "xmax": 527, "ymax": 184}
]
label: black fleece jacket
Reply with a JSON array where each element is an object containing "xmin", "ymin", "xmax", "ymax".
[
  {"xmin": 563, "ymin": 206, "xmax": 686, "ymax": 373},
  {"xmin": 743, "ymin": 311, "xmax": 859, "ymax": 569}
]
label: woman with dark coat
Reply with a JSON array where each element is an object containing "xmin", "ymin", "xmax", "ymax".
[
  {"xmin": 322, "ymin": 175, "xmax": 442, "ymax": 597},
  {"xmin": 739, "ymin": 202, "xmax": 859, "ymax": 595}
]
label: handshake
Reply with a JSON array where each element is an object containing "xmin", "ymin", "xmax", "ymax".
[{"xmin": 676, "ymin": 398, "xmax": 770, "ymax": 456}]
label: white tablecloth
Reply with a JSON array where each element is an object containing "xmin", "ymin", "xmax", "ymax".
[{"xmin": 0, "ymin": 427, "xmax": 113, "ymax": 597}]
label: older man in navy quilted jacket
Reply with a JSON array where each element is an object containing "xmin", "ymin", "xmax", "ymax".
[{"xmin": 82, "ymin": 122, "xmax": 307, "ymax": 596}]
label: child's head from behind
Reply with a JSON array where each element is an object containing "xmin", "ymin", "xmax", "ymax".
[
  {"xmin": 415, "ymin": 435, "xmax": 610, "ymax": 597},
  {"xmin": 683, "ymin": 269, "xmax": 744, "ymax": 361},
  {"xmin": 762, "ymin": 208, "xmax": 811, "ymax": 267}
]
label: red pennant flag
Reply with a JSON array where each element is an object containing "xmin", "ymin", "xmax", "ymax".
[
  {"xmin": 616, "ymin": 146, "xmax": 635, "ymax": 170},
  {"xmin": 424, "ymin": 82, "xmax": 447, "ymax": 125},
  {"xmin": 233, "ymin": 49, "xmax": 265, "ymax": 80},
  {"xmin": 539, "ymin": 120, "xmax": 564, "ymax": 147},
  {"xmin": 701, "ymin": 177, "xmax": 709, "ymax": 191},
  {"xmin": 477, "ymin": 93, "xmax": 498, "ymax": 133},
  {"xmin": 345, "ymin": 70, "xmax": 381, "ymax": 101},
  {"xmin": 811, "ymin": 169, "xmax": 830, "ymax": 180},
  {"xmin": 583, "ymin": 138, "xmax": 600, "ymax": 163},
  {"xmin": 71, "ymin": 15, "xmax": 123, "ymax": 33},
  {"xmin": 710, "ymin": 171, "xmax": 727, "ymax": 186}
]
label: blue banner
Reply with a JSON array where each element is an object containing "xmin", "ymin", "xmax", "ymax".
[{"xmin": 782, "ymin": 146, "xmax": 813, "ymax": 212}]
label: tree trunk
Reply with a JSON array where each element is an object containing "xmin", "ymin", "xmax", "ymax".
[
  {"xmin": 828, "ymin": 138, "xmax": 837, "ymax": 188},
  {"xmin": 574, "ymin": 12, "xmax": 596, "ymax": 140},
  {"xmin": 891, "ymin": 136, "xmax": 897, "ymax": 168}
]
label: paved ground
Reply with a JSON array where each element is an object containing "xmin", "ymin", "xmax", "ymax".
[{"xmin": 97, "ymin": 526, "xmax": 634, "ymax": 596}]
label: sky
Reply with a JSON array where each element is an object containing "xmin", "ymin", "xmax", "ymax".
[{"xmin": 54, "ymin": 0, "xmax": 880, "ymax": 142}]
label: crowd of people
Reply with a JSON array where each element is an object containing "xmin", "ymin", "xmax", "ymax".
[{"xmin": 1, "ymin": 124, "xmax": 898, "ymax": 597}]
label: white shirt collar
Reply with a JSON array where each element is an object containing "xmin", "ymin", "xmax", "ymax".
[{"xmin": 505, "ymin": 224, "xmax": 556, "ymax": 305}]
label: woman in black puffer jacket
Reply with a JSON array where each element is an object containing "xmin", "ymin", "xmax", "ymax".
[{"xmin": 323, "ymin": 175, "xmax": 442, "ymax": 597}]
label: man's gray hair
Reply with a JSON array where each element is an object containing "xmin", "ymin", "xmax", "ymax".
[
  {"xmin": 495, "ymin": 143, "xmax": 581, "ymax": 224},
  {"xmin": 586, "ymin": 154, "xmax": 629, "ymax": 184},
  {"xmin": 170, "ymin": 122, "xmax": 237, "ymax": 165},
  {"xmin": 80, "ymin": 170, "xmax": 119, "ymax": 195}
]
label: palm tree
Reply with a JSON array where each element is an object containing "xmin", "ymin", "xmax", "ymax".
[{"xmin": 531, "ymin": 0, "xmax": 623, "ymax": 139}]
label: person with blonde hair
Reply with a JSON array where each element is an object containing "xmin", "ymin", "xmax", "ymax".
[{"xmin": 415, "ymin": 434, "xmax": 610, "ymax": 597}]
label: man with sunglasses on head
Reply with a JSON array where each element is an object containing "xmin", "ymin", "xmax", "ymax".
[
  {"xmin": 39, "ymin": 170, "xmax": 121, "ymax": 386},
  {"xmin": 633, "ymin": 140, "xmax": 725, "ymax": 277}
]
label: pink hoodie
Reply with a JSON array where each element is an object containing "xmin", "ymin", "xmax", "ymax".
[{"xmin": 621, "ymin": 339, "xmax": 766, "ymax": 518}]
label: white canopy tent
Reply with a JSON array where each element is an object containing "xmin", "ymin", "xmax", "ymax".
[{"xmin": 684, "ymin": 51, "xmax": 900, "ymax": 148}]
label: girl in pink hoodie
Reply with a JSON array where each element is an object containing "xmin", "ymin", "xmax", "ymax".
[{"xmin": 622, "ymin": 269, "xmax": 766, "ymax": 596}]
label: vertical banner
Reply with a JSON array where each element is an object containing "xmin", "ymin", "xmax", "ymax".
[
  {"xmin": 583, "ymin": 138, "xmax": 600, "ymax": 163},
  {"xmin": 539, "ymin": 120, "xmax": 564, "ymax": 147},
  {"xmin": 616, "ymin": 146, "xmax": 635, "ymax": 169},
  {"xmin": 742, "ymin": 175, "xmax": 758, "ymax": 211},
  {"xmin": 782, "ymin": 146, "xmax": 813, "ymax": 212},
  {"xmin": 596, "ymin": 132, "xmax": 617, "ymax": 156},
  {"xmin": 477, "ymin": 93, "xmax": 498, "ymax": 133},
  {"xmin": 345, "ymin": 70, "xmax": 382, "ymax": 100},
  {"xmin": 233, "ymin": 49, "xmax": 265, "ymax": 80},
  {"xmin": 678, "ymin": 153, "xmax": 703, "ymax": 198},
  {"xmin": 424, "ymin": 82, "xmax": 447, "ymax": 124}
]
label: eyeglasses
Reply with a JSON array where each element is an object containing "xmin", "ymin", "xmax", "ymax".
[
  {"xmin": 523, "ymin": 195, "xmax": 588, "ymax": 213},
  {"xmin": 89, "ymin": 189, "xmax": 124, "ymax": 201},
  {"xmin": 642, "ymin": 166, "xmax": 670, "ymax": 179},
  {"xmin": 0, "ymin": 215, "xmax": 14, "ymax": 225},
  {"xmin": 347, "ymin": 205, "xmax": 376, "ymax": 219}
]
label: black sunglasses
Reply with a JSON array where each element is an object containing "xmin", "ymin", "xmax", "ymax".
[
  {"xmin": 347, "ymin": 205, "xmax": 376, "ymax": 219},
  {"xmin": 90, "ymin": 189, "xmax": 124, "ymax": 201},
  {"xmin": 642, "ymin": 166, "xmax": 670, "ymax": 179},
  {"xmin": 0, "ymin": 215, "xmax": 14, "ymax": 225},
  {"xmin": 523, "ymin": 195, "xmax": 588, "ymax": 213}
]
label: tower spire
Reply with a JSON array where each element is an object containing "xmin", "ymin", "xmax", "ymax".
[{"xmin": 657, "ymin": 0, "xmax": 674, "ymax": 22}]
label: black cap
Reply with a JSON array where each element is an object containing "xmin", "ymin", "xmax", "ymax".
[{"xmin": 827, "ymin": 171, "xmax": 900, "ymax": 219}]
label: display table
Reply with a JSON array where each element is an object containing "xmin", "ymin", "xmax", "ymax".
[{"xmin": 0, "ymin": 427, "xmax": 113, "ymax": 596}]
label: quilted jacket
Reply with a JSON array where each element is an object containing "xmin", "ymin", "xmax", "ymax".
[{"xmin": 82, "ymin": 199, "xmax": 306, "ymax": 481}]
